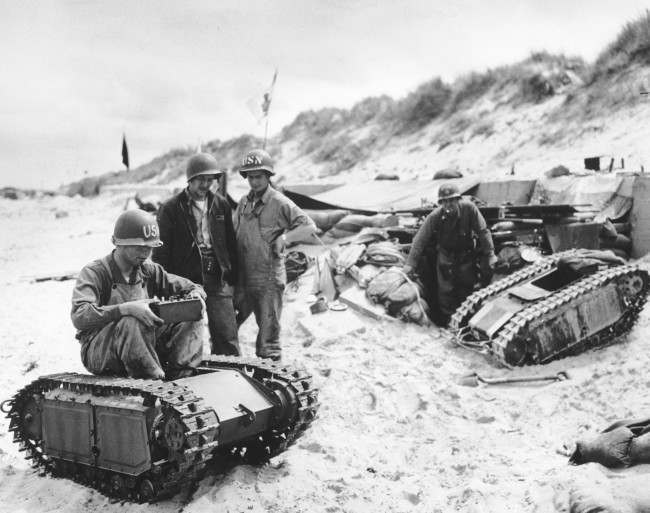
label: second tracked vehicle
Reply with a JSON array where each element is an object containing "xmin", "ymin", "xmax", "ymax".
[
  {"xmin": 3, "ymin": 356, "xmax": 319, "ymax": 502},
  {"xmin": 449, "ymin": 250, "xmax": 649, "ymax": 366}
]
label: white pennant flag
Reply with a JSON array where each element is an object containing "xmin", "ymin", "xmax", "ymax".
[{"xmin": 246, "ymin": 68, "xmax": 278, "ymax": 124}]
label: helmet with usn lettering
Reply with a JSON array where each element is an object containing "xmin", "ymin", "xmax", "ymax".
[
  {"xmin": 239, "ymin": 149, "xmax": 275, "ymax": 177},
  {"xmin": 112, "ymin": 209, "xmax": 163, "ymax": 247}
]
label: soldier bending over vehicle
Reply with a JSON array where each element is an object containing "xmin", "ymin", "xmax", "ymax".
[{"xmin": 403, "ymin": 183, "xmax": 497, "ymax": 326}]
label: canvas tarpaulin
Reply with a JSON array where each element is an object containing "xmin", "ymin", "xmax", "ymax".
[
  {"xmin": 533, "ymin": 175, "xmax": 634, "ymax": 221},
  {"xmin": 289, "ymin": 178, "xmax": 479, "ymax": 213}
]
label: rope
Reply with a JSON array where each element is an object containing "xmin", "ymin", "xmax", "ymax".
[{"xmin": 393, "ymin": 269, "xmax": 428, "ymax": 321}]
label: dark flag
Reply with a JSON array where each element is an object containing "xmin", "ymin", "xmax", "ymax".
[{"xmin": 121, "ymin": 134, "xmax": 130, "ymax": 170}]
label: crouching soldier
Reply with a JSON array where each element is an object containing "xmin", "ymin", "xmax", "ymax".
[{"xmin": 71, "ymin": 209, "xmax": 206, "ymax": 380}]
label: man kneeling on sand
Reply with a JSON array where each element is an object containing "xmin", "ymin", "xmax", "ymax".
[{"xmin": 71, "ymin": 209, "xmax": 205, "ymax": 380}]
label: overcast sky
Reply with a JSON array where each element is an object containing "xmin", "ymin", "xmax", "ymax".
[{"xmin": 1, "ymin": 0, "xmax": 649, "ymax": 189}]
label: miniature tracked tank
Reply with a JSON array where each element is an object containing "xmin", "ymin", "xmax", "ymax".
[
  {"xmin": 2, "ymin": 356, "xmax": 319, "ymax": 502},
  {"xmin": 449, "ymin": 250, "xmax": 649, "ymax": 366}
]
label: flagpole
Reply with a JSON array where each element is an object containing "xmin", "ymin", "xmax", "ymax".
[{"xmin": 263, "ymin": 116, "xmax": 269, "ymax": 150}]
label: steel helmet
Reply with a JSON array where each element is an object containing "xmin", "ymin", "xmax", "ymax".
[
  {"xmin": 438, "ymin": 183, "xmax": 461, "ymax": 201},
  {"xmin": 186, "ymin": 153, "xmax": 222, "ymax": 182},
  {"xmin": 112, "ymin": 209, "xmax": 163, "ymax": 247},
  {"xmin": 239, "ymin": 149, "xmax": 275, "ymax": 177}
]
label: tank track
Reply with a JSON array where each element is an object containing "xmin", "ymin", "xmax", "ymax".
[
  {"xmin": 449, "ymin": 250, "xmax": 573, "ymax": 332},
  {"xmin": 198, "ymin": 355, "xmax": 320, "ymax": 463},
  {"xmin": 5, "ymin": 357, "xmax": 319, "ymax": 502},
  {"xmin": 491, "ymin": 264, "xmax": 649, "ymax": 365}
]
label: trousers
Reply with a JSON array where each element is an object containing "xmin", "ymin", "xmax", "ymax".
[
  {"xmin": 436, "ymin": 251, "xmax": 477, "ymax": 320},
  {"xmin": 236, "ymin": 284, "xmax": 284, "ymax": 360},
  {"xmin": 80, "ymin": 316, "xmax": 203, "ymax": 379}
]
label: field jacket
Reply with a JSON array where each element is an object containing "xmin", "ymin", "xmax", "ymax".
[
  {"xmin": 71, "ymin": 251, "xmax": 198, "ymax": 337},
  {"xmin": 153, "ymin": 189, "xmax": 238, "ymax": 285},
  {"xmin": 406, "ymin": 198, "xmax": 495, "ymax": 267}
]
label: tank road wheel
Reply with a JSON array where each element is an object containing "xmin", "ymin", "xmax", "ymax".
[
  {"xmin": 265, "ymin": 380, "xmax": 298, "ymax": 428},
  {"xmin": 160, "ymin": 413, "xmax": 185, "ymax": 457},
  {"xmin": 137, "ymin": 478, "xmax": 156, "ymax": 502},
  {"xmin": 619, "ymin": 274, "xmax": 645, "ymax": 299},
  {"xmin": 110, "ymin": 474, "xmax": 127, "ymax": 498},
  {"xmin": 20, "ymin": 395, "xmax": 43, "ymax": 441}
]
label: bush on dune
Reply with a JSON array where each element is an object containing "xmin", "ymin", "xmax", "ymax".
[
  {"xmin": 591, "ymin": 10, "xmax": 650, "ymax": 82},
  {"xmin": 395, "ymin": 78, "xmax": 452, "ymax": 133}
]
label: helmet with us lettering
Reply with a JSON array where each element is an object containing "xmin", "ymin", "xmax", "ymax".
[
  {"xmin": 112, "ymin": 209, "xmax": 163, "ymax": 247},
  {"xmin": 239, "ymin": 149, "xmax": 275, "ymax": 177}
]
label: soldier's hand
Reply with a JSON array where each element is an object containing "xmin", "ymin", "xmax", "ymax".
[
  {"xmin": 488, "ymin": 253, "xmax": 498, "ymax": 269},
  {"xmin": 120, "ymin": 299, "xmax": 163, "ymax": 328},
  {"xmin": 272, "ymin": 235, "xmax": 286, "ymax": 256},
  {"xmin": 187, "ymin": 286, "xmax": 206, "ymax": 301},
  {"xmin": 402, "ymin": 264, "xmax": 416, "ymax": 278}
]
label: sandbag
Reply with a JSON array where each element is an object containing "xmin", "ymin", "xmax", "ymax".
[
  {"xmin": 327, "ymin": 214, "xmax": 397, "ymax": 239},
  {"xmin": 629, "ymin": 431, "xmax": 650, "ymax": 464},
  {"xmin": 386, "ymin": 280, "xmax": 421, "ymax": 314},
  {"xmin": 570, "ymin": 473, "xmax": 650, "ymax": 513},
  {"xmin": 610, "ymin": 248, "xmax": 630, "ymax": 260},
  {"xmin": 366, "ymin": 267, "xmax": 405, "ymax": 304},
  {"xmin": 600, "ymin": 234, "xmax": 632, "ymax": 252},
  {"xmin": 491, "ymin": 221, "xmax": 517, "ymax": 232},
  {"xmin": 600, "ymin": 219, "xmax": 618, "ymax": 241},
  {"xmin": 494, "ymin": 244, "xmax": 526, "ymax": 274},
  {"xmin": 545, "ymin": 165, "xmax": 570, "ymax": 178},
  {"xmin": 569, "ymin": 426, "xmax": 634, "ymax": 468},
  {"xmin": 557, "ymin": 250, "xmax": 626, "ymax": 277},
  {"xmin": 433, "ymin": 169, "xmax": 462, "ymax": 179},
  {"xmin": 335, "ymin": 244, "xmax": 365, "ymax": 272},
  {"xmin": 347, "ymin": 264, "xmax": 383, "ymax": 289},
  {"xmin": 305, "ymin": 209, "xmax": 350, "ymax": 232},
  {"xmin": 363, "ymin": 241, "xmax": 406, "ymax": 267},
  {"xmin": 398, "ymin": 298, "xmax": 431, "ymax": 326}
]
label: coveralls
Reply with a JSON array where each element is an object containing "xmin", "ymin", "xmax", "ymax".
[
  {"xmin": 154, "ymin": 189, "xmax": 240, "ymax": 356},
  {"xmin": 71, "ymin": 252, "xmax": 204, "ymax": 379},
  {"xmin": 234, "ymin": 186, "xmax": 314, "ymax": 360},
  {"xmin": 406, "ymin": 198, "xmax": 495, "ymax": 321}
]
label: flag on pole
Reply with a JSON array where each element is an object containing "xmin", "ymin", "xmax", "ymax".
[
  {"xmin": 245, "ymin": 68, "xmax": 278, "ymax": 123},
  {"xmin": 121, "ymin": 134, "xmax": 130, "ymax": 170}
]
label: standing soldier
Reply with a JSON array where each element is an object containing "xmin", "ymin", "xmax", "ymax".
[
  {"xmin": 403, "ymin": 183, "xmax": 497, "ymax": 326},
  {"xmin": 71, "ymin": 209, "xmax": 205, "ymax": 379},
  {"xmin": 234, "ymin": 149, "xmax": 315, "ymax": 361},
  {"xmin": 153, "ymin": 153, "xmax": 240, "ymax": 356}
]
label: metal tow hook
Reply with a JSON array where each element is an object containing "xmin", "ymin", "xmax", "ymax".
[
  {"xmin": 237, "ymin": 404, "xmax": 256, "ymax": 425},
  {"xmin": 458, "ymin": 370, "xmax": 570, "ymax": 387},
  {"xmin": 0, "ymin": 399, "xmax": 13, "ymax": 414}
]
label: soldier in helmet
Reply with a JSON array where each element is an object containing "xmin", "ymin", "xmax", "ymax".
[
  {"xmin": 153, "ymin": 153, "xmax": 240, "ymax": 356},
  {"xmin": 403, "ymin": 183, "xmax": 497, "ymax": 326},
  {"xmin": 71, "ymin": 209, "xmax": 206, "ymax": 379},
  {"xmin": 234, "ymin": 149, "xmax": 315, "ymax": 361}
]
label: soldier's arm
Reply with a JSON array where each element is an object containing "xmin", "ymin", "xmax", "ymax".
[
  {"xmin": 222, "ymin": 199, "xmax": 238, "ymax": 282},
  {"xmin": 405, "ymin": 212, "xmax": 437, "ymax": 270},
  {"xmin": 470, "ymin": 204, "xmax": 495, "ymax": 256},
  {"xmin": 150, "ymin": 262, "xmax": 204, "ymax": 299},
  {"xmin": 153, "ymin": 203, "xmax": 173, "ymax": 269},
  {"xmin": 71, "ymin": 265, "xmax": 121, "ymax": 331},
  {"xmin": 279, "ymin": 199, "xmax": 316, "ymax": 243}
]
